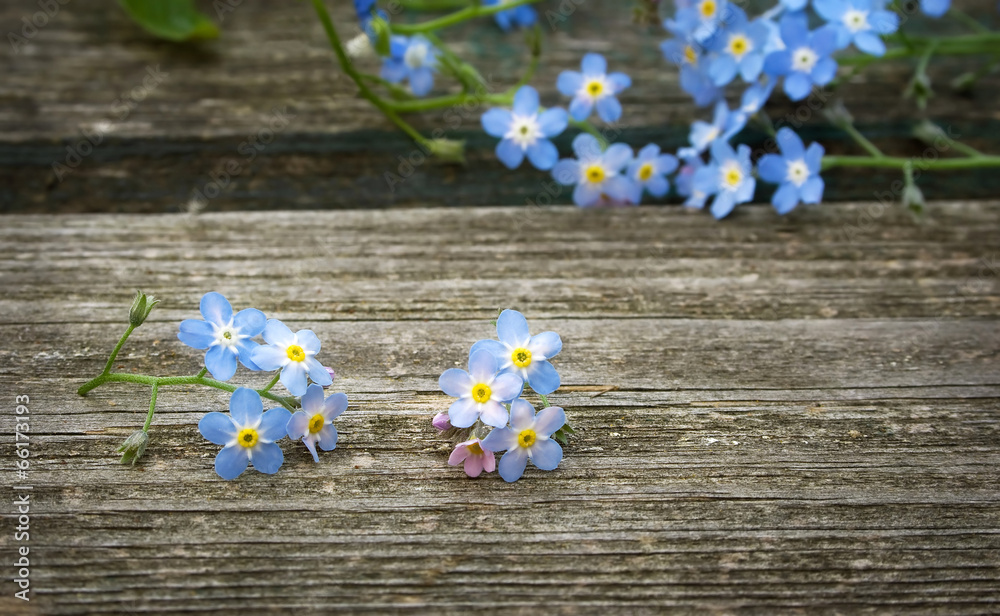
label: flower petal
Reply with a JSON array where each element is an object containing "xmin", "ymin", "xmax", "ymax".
[
  {"xmin": 302, "ymin": 436, "xmax": 320, "ymax": 463},
  {"xmin": 757, "ymin": 154, "xmax": 786, "ymax": 184},
  {"xmin": 250, "ymin": 442, "xmax": 284, "ymax": 475},
  {"xmin": 569, "ymin": 96, "xmax": 594, "ymax": 122},
  {"xmin": 528, "ymin": 331, "xmax": 561, "ymax": 360},
  {"xmin": 581, "ymin": 52, "xmax": 607, "ymax": 75},
  {"xmin": 286, "ymin": 411, "xmax": 310, "ymax": 440},
  {"xmin": 468, "ymin": 348, "xmax": 499, "ymax": 383},
  {"xmin": 205, "ymin": 345, "xmax": 237, "ymax": 382},
  {"xmin": 214, "ymin": 446, "xmax": 249, "ymax": 480},
  {"xmin": 512, "ymin": 85, "xmax": 540, "ymax": 116},
  {"xmin": 509, "ymin": 398, "xmax": 536, "ymax": 431},
  {"xmin": 263, "ymin": 319, "xmax": 295, "ymax": 347},
  {"xmin": 230, "ymin": 387, "xmax": 264, "ymax": 427},
  {"xmin": 533, "ymin": 406, "xmax": 566, "ymax": 437},
  {"xmin": 491, "ymin": 373, "xmax": 524, "ymax": 402},
  {"xmin": 296, "ymin": 329, "xmax": 322, "ymax": 354},
  {"xmin": 595, "ymin": 95, "xmax": 623, "ymax": 123},
  {"xmin": 317, "ymin": 424, "xmax": 338, "ymax": 450},
  {"xmin": 200, "ymin": 292, "xmax": 232, "ymax": 326},
  {"xmin": 305, "ymin": 356, "xmax": 332, "ymax": 386},
  {"xmin": 251, "ymin": 345, "xmax": 287, "ymax": 372},
  {"xmin": 323, "ymin": 392, "xmax": 349, "ymax": 419},
  {"xmin": 526, "ymin": 360, "xmax": 560, "ymax": 395},
  {"xmin": 481, "ymin": 108, "xmax": 512, "ymax": 137},
  {"xmin": 199, "ymin": 412, "xmax": 238, "ymax": 446},
  {"xmin": 440, "ymin": 368, "xmax": 474, "ymax": 398},
  {"xmin": 776, "ymin": 127, "xmax": 805, "ymax": 160},
  {"xmin": 178, "ymin": 319, "xmax": 215, "ymax": 349},
  {"xmin": 529, "ymin": 438, "xmax": 563, "ymax": 471},
  {"xmin": 536, "ymin": 108, "xmax": 568, "ymax": 138},
  {"xmin": 496, "ymin": 139, "xmax": 526, "ymax": 170},
  {"xmin": 527, "ymin": 140, "xmax": 559, "ymax": 171},
  {"xmin": 233, "ymin": 308, "xmax": 266, "ymax": 337},
  {"xmin": 469, "ymin": 339, "xmax": 508, "ymax": 365},
  {"xmin": 235, "ymin": 338, "xmax": 262, "ymax": 371},
  {"xmin": 480, "ymin": 400, "xmax": 510, "ymax": 428},
  {"xmin": 603, "ymin": 143, "xmax": 634, "ymax": 172},
  {"xmin": 279, "ymin": 362, "xmax": 309, "ymax": 397},
  {"xmin": 410, "ymin": 66, "xmax": 435, "ymax": 97},
  {"xmin": 552, "ymin": 159, "xmax": 581, "ymax": 186},
  {"xmin": 497, "ymin": 309, "xmax": 530, "ymax": 347},
  {"xmin": 498, "ymin": 447, "xmax": 529, "ymax": 482},
  {"xmin": 259, "ymin": 407, "xmax": 292, "ymax": 442},
  {"xmin": 556, "ymin": 70, "xmax": 583, "ymax": 97},
  {"xmin": 464, "ymin": 454, "xmax": 486, "ymax": 478},
  {"xmin": 300, "ymin": 383, "xmax": 325, "ymax": 413},
  {"xmin": 482, "ymin": 427, "xmax": 517, "ymax": 452},
  {"xmin": 772, "ymin": 182, "xmax": 800, "ymax": 215},
  {"xmin": 448, "ymin": 397, "xmax": 480, "ymax": 428},
  {"xmin": 449, "ymin": 442, "xmax": 472, "ymax": 465}
]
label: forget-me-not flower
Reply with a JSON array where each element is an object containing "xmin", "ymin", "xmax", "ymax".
[
  {"xmin": 669, "ymin": 0, "xmax": 731, "ymax": 45},
  {"xmin": 557, "ymin": 53, "xmax": 632, "ymax": 123},
  {"xmin": 481, "ymin": 86, "xmax": 567, "ymax": 171},
  {"xmin": 484, "ymin": 0, "xmax": 537, "ymax": 30},
  {"xmin": 676, "ymin": 147, "xmax": 709, "ymax": 209},
  {"xmin": 920, "ymin": 0, "xmax": 950, "ymax": 17},
  {"xmin": 552, "ymin": 133, "xmax": 635, "ymax": 208},
  {"xmin": 763, "ymin": 13, "xmax": 839, "ymax": 101},
  {"xmin": 470, "ymin": 309, "xmax": 562, "ymax": 395},
  {"xmin": 758, "ymin": 127, "xmax": 825, "ymax": 214},
  {"xmin": 481, "ymin": 399, "xmax": 566, "ymax": 483},
  {"xmin": 286, "ymin": 384, "xmax": 347, "ymax": 462},
  {"xmin": 815, "ymin": 0, "xmax": 899, "ymax": 56},
  {"xmin": 250, "ymin": 320, "xmax": 333, "ymax": 397},
  {"xmin": 198, "ymin": 388, "xmax": 291, "ymax": 480},
  {"xmin": 661, "ymin": 27, "xmax": 724, "ymax": 107},
  {"xmin": 448, "ymin": 437, "xmax": 496, "ymax": 478},
  {"xmin": 439, "ymin": 349, "xmax": 523, "ymax": 428},
  {"xmin": 693, "ymin": 139, "xmax": 756, "ymax": 219},
  {"xmin": 178, "ymin": 292, "xmax": 265, "ymax": 382},
  {"xmin": 707, "ymin": 7, "xmax": 771, "ymax": 86},
  {"xmin": 381, "ymin": 35, "xmax": 438, "ymax": 97},
  {"xmin": 689, "ymin": 100, "xmax": 745, "ymax": 153},
  {"xmin": 626, "ymin": 144, "xmax": 679, "ymax": 204}
]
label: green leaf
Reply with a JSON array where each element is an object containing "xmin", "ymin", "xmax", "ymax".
[{"xmin": 118, "ymin": 0, "xmax": 219, "ymax": 42}]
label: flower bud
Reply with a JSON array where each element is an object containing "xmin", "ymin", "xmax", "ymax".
[
  {"xmin": 117, "ymin": 430, "xmax": 149, "ymax": 466},
  {"xmin": 432, "ymin": 412, "xmax": 452, "ymax": 431},
  {"xmin": 323, "ymin": 366, "xmax": 336, "ymax": 388},
  {"xmin": 428, "ymin": 139, "xmax": 466, "ymax": 164},
  {"xmin": 128, "ymin": 290, "xmax": 160, "ymax": 327}
]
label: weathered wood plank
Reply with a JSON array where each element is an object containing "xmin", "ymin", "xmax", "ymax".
[
  {"xmin": 0, "ymin": 203, "xmax": 998, "ymax": 613},
  {"xmin": 2, "ymin": 2, "xmax": 1000, "ymax": 211}
]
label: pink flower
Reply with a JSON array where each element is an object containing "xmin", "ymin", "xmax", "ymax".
[
  {"xmin": 432, "ymin": 412, "xmax": 452, "ymax": 431},
  {"xmin": 448, "ymin": 438, "xmax": 496, "ymax": 478}
]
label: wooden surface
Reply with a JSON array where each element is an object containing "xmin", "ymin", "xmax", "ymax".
[
  {"xmin": 1, "ymin": 203, "xmax": 999, "ymax": 614},
  {"xmin": 2, "ymin": 1, "xmax": 1000, "ymax": 212}
]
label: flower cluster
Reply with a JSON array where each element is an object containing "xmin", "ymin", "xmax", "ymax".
[
  {"xmin": 177, "ymin": 292, "xmax": 349, "ymax": 479},
  {"xmin": 435, "ymin": 310, "xmax": 570, "ymax": 482}
]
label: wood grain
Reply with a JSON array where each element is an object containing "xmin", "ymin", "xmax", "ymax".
[{"xmin": 0, "ymin": 203, "xmax": 998, "ymax": 613}]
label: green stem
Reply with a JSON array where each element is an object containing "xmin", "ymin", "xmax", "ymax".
[
  {"xmin": 196, "ymin": 367, "xmax": 208, "ymax": 378},
  {"xmin": 539, "ymin": 394, "xmax": 550, "ymax": 408},
  {"xmin": 570, "ymin": 118, "xmax": 606, "ymax": 145},
  {"xmin": 78, "ymin": 373, "xmax": 299, "ymax": 410},
  {"xmin": 386, "ymin": 92, "xmax": 512, "ymax": 112},
  {"xmin": 397, "ymin": 0, "xmax": 471, "ymax": 10},
  {"xmin": 841, "ymin": 122, "xmax": 884, "ymax": 158},
  {"xmin": 822, "ymin": 155, "xmax": 1000, "ymax": 171},
  {"xmin": 260, "ymin": 372, "xmax": 282, "ymax": 393},
  {"xmin": 949, "ymin": 8, "xmax": 988, "ymax": 34},
  {"xmin": 102, "ymin": 324, "xmax": 136, "ymax": 375},
  {"xmin": 142, "ymin": 383, "xmax": 158, "ymax": 433},
  {"xmin": 310, "ymin": 0, "xmax": 431, "ymax": 148},
  {"xmin": 838, "ymin": 32, "xmax": 1000, "ymax": 66},
  {"xmin": 390, "ymin": 0, "xmax": 541, "ymax": 34}
]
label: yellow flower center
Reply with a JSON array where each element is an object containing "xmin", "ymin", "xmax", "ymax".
[
  {"xmin": 308, "ymin": 413, "xmax": 325, "ymax": 434},
  {"xmin": 728, "ymin": 35, "xmax": 750, "ymax": 58},
  {"xmin": 517, "ymin": 429, "xmax": 537, "ymax": 448},
  {"xmin": 466, "ymin": 441, "xmax": 484, "ymax": 456},
  {"xmin": 471, "ymin": 383, "xmax": 492, "ymax": 404},
  {"xmin": 586, "ymin": 80, "xmax": 604, "ymax": 97},
  {"xmin": 585, "ymin": 165, "xmax": 606, "ymax": 184},
  {"xmin": 638, "ymin": 163, "xmax": 654, "ymax": 182},
  {"xmin": 286, "ymin": 344, "xmax": 306, "ymax": 362},
  {"xmin": 699, "ymin": 0, "xmax": 716, "ymax": 18},
  {"xmin": 724, "ymin": 168, "xmax": 743, "ymax": 188},
  {"xmin": 511, "ymin": 347, "xmax": 532, "ymax": 368},
  {"xmin": 683, "ymin": 45, "xmax": 697, "ymax": 65},
  {"xmin": 237, "ymin": 428, "xmax": 258, "ymax": 448},
  {"xmin": 223, "ymin": 331, "xmax": 232, "ymax": 340}
]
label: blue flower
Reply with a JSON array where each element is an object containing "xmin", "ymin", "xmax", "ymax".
[
  {"xmin": 198, "ymin": 388, "xmax": 291, "ymax": 480},
  {"xmin": 814, "ymin": 0, "xmax": 899, "ymax": 56},
  {"xmin": 557, "ymin": 53, "xmax": 632, "ymax": 123},
  {"xmin": 689, "ymin": 100, "xmax": 745, "ymax": 153},
  {"xmin": 669, "ymin": 0, "xmax": 731, "ymax": 45},
  {"xmin": 481, "ymin": 399, "xmax": 566, "ymax": 482},
  {"xmin": 920, "ymin": 0, "xmax": 950, "ymax": 17},
  {"xmin": 381, "ymin": 35, "xmax": 438, "ymax": 97},
  {"xmin": 286, "ymin": 384, "xmax": 347, "ymax": 463},
  {"xmin": 675, "ymin": 147, "xmax": 709, "ymax": 209},
  {"xmin": 736, "ymin": 79, "xmax": 775, "ymax": 118},
  {"xmin": 693, "ymin": 139, "xmax": 755, "ymax": 219},
  {"xmin": 439, "ymin": 349, "xmax": 523, "ymax": 428},
  {"xmin": 706, "ymin": 8, "xmax": 771, "ymax": 86},
  {"xmin": 758, "ymin": 127, "xmax": 825, "ymax": 214},
  {"xmin": 178, "ymin": 292, "xmax": 265, "ymax": 381},
  {"xmin": 552, "ymin": 134, "xmax": 635, "ymax": 208},
  {"xmin": 481, "ymin": 86, "xmax": 567, "ymax": 171},
  {"xmin": 779, "ymin": 0, "xmax": 809, "ymax": 10},
  {"xmin": 626, "ymin": 144, "xmax": 679, "ymax": 204},
  {"xmin": 470, "ymin": 309, "xmax": 563, "ymax": 396},
  {"xmin": 484, "ymin": 0, "xmax": 537, "ymax": 30},
  {"xmin": 763, "ymin": 13, "xmax": 839, "ymax": 101},
  {"xmin": 250, "ymin": 320, "xmax": 333, "ymax": 397}
]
